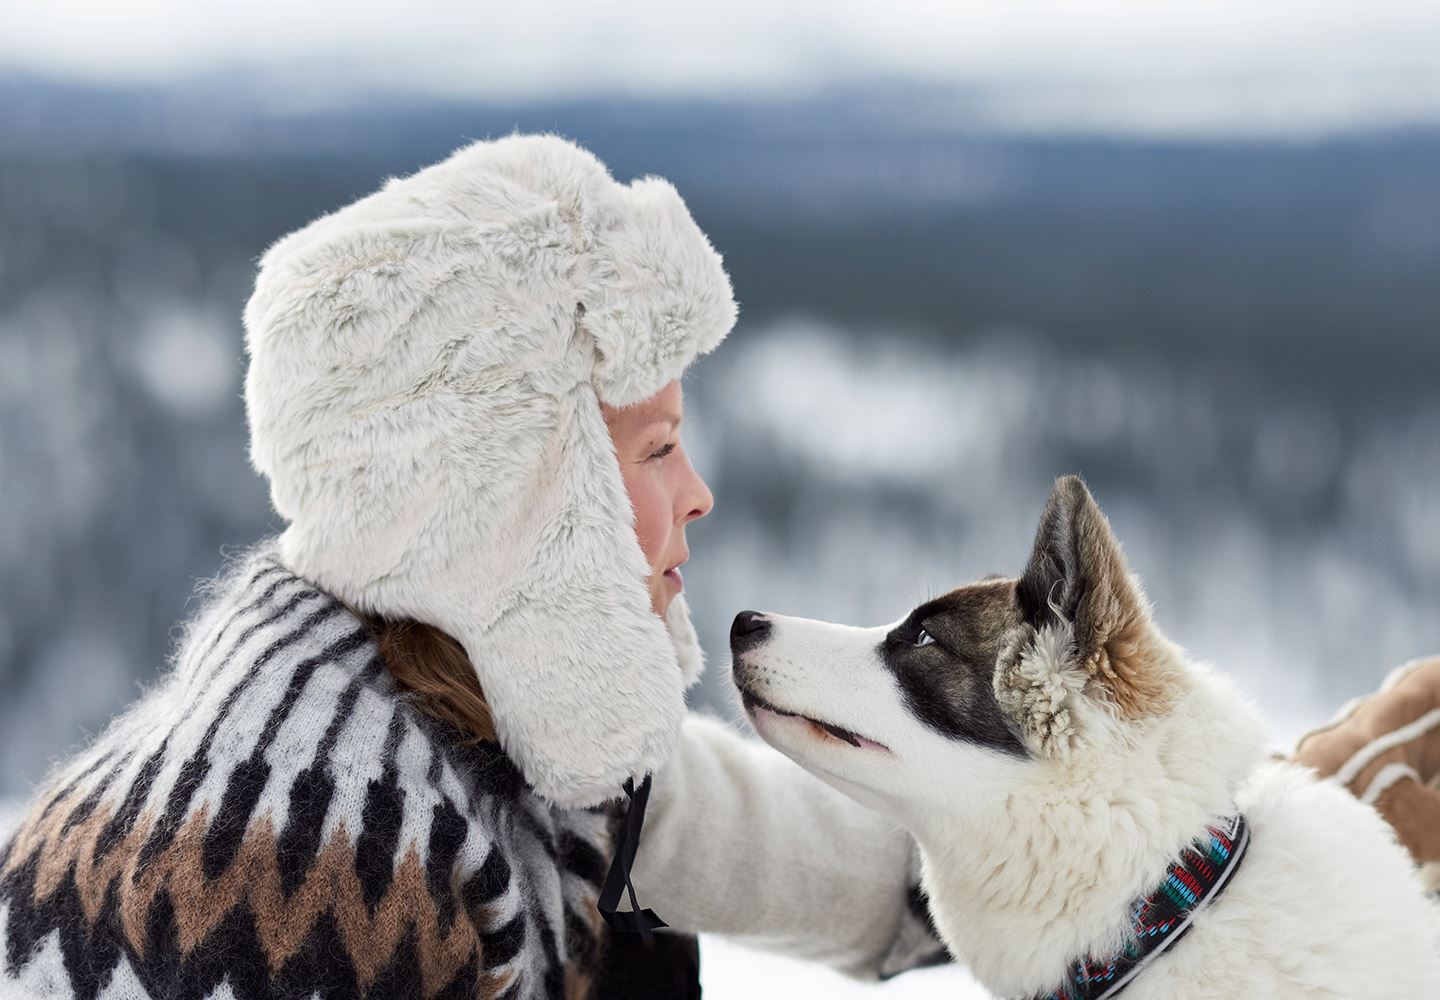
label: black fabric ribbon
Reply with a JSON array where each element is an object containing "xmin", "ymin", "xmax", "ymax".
[{"xmin": 598, "ymin": 773, "xmax": 668, "ymax": 945}]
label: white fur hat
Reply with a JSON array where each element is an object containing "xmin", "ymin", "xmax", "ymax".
[{"xmin": 242, "ymin": 133, "xmax": 736, "ymax": 808}]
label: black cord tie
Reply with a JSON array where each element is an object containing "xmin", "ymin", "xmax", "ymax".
[{"xmin": 597, "ymin": 773, "xmax": 668, "ymax": 945}]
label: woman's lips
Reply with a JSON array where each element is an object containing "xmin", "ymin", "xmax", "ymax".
[{"xmin": 663, "ymin": 567, "xmax": 684, "ymax": 591}]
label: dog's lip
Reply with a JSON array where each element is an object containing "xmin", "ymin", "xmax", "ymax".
[{"xmin": 738, "ymin": 686, "xmax": 891, "ymax": 752}]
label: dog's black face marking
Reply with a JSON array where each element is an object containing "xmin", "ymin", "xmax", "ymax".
[{"xmin": 880, "ymin": 580, "xmax": 1029, "ymax": 758}]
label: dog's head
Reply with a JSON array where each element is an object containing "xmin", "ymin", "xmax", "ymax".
[{"xmin": 730, "ymin": 474, "xmax": 1261, "ymax": 825}]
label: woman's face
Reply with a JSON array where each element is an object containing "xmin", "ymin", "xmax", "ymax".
[{"xmin": 602, "ymin": 380, "xmax": 714, "ymax": 616}]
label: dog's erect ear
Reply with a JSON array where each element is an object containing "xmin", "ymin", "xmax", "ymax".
[
  {"xmin": 1017, "ymin": 475, "xmax": 1117, "ymax": 630},
  {"xmin": 1016, "ymin": 475, "xmax": 1167, "ymax": 718}
]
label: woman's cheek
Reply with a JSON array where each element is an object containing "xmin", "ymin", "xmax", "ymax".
[{"xmin": 627, "ymin": 474, "xmax": 670, "ymax": 573}]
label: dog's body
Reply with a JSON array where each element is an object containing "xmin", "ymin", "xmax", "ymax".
[{"xmin": 730, "ymin": 476, "xmax": 1440, "ymax": 998}]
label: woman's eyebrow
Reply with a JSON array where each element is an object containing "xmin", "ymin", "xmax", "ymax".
[{"xmin": 629, "ymin": 415, "xmax": 680, "ymax": 443}]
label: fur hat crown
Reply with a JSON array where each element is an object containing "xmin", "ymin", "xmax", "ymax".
[{"xmin": 242, "ymin": 133, "xmax": 736, "ymax": 807}]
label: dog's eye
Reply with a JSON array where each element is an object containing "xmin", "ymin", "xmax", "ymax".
[{"xmin": 914, "ymin": 628, "xmax": 936, "ymax": 647}]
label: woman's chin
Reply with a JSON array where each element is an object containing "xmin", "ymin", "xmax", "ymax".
[{"xmin": 650, "ymin": 569, "xmax": 684, "ymax": 617}]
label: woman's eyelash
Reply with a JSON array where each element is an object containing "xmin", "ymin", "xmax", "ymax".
[{"xmin": 648, "ymin": 442, "xmax": 676, "ymax": 461}]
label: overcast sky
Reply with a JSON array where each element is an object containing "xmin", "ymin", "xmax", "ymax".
[{"xmin": 6, "ymin": 0, "xmax": 1440, "ymax": 136}]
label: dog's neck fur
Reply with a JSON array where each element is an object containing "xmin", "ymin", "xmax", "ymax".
[{"xmin": 904, "ymin": 652, "xmax": 1265, "ymax": 998}]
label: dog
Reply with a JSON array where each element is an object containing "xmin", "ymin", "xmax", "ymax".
[{"xmin": 730, "ymin": 475, "xmax": 1440, "ymax": 998}]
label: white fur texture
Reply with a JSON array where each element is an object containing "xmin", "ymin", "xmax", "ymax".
[
  {"xmin": 738, "ymin": 612, "xmax": 1440, "ymax": 997},
  {"xmin": 243, "ymin": 133, "xmax": 734, "ymax": 808}
]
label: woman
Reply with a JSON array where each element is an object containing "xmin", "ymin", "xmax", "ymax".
[{"xmin": 0, "ymin": 134, "xmax": 945, "ymax": 999}]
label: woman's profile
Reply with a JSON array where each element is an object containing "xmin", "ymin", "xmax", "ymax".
[{"xmin": 0, "ymin": 134, "xmax": 945, "ymax": 998}]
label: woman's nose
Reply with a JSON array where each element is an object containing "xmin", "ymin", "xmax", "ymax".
[
  {"xmin": 680, "ymin": 460, "xmax": 714, "ymax": 523},
  {"xmin": 689, "ymin": 477, "xmax": 714, "ymax": 522}
]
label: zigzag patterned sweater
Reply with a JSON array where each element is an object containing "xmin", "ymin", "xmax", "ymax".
[{"xmin": 0, "ymin": 542, "xmax": 699, "ymax": 999}]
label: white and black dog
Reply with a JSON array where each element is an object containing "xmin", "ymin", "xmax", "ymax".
[{"xmin": 731, "ymin": 475, "xmax": 1440, "ymax": 998}]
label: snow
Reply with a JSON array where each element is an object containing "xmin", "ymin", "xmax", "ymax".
[{"xmin": 700, "ymin": 935, "xmax": 992, "ymax": 998}]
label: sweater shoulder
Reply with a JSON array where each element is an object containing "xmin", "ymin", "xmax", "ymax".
[
  {"xmin": 1, "ymin": 538, "xmax": 522, "ymax": 865},
  {"xmin": 0, "ymin": 541, "xmax": 616, "ymax": 999}
]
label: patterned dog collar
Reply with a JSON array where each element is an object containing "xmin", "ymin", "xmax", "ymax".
[{"xmin": 1035, "ymin": 812, "xmax": 1251, "ymax": 1000}]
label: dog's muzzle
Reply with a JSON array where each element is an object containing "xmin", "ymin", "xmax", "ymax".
[{"xmin": 730, "ymin": 610, "xmax": 772, "ymax": 654}]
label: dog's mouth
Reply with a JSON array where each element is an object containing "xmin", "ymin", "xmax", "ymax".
[{"xmin": 739, "ymin": 687, "xmax": 891, "ymax": 752}]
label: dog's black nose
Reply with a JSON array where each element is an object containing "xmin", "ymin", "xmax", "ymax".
[{"xmin": 730, "ymin": 610, "xmax": 772, "ymax": 650}]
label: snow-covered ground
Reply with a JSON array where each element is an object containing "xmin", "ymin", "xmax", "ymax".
[{"xmin": 700, "ymin": 935, "xmax": 990, "ymax": 998}]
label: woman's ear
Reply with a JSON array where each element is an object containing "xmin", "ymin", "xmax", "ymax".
[{"xmin": 1015, "ymin": 475, "xmax": 1169, "ymax": 719}]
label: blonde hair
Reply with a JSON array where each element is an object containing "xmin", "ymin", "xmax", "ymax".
[{"xmin": 342, "ymin": 600, "xmax": 497, "ymax": 743}]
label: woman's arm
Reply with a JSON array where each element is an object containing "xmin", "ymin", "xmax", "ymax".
[{"xmin": 630, "ymin": 711, "xmax": 950, "ymax": 980}]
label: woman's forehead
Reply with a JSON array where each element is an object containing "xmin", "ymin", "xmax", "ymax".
[{"xmin": 604, "ymin": 381, "xmax": 683, "ymax": 430}]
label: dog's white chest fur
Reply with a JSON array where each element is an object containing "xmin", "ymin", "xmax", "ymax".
[{"xmin": 918, "ymin": 761, "xmax": 1440, "ymax": 998}]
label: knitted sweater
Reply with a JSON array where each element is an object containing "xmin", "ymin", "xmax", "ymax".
[{"xmin": 0, "ymin": 542, "xmax": 947, "ymax": 998}]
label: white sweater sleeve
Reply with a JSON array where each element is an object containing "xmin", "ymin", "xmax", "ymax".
[{"xmin": 628, "ymin": 711, "xmax": 951, "ymax": 980}]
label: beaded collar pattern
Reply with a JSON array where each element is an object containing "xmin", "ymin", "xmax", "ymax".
[{"xmin": 1034, "ymin": 811, "xmax": 1251, "ymax": 1000}]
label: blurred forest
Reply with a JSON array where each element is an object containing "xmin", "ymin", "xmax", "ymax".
[{"xmin": 2, "ymin": 78, "xmax": 1438, "ymax": 797}]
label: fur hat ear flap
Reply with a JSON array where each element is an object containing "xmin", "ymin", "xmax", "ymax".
[
  {"xmin": 1015, "ymin": 475, "xmax": 1170, "ymax": 720},
  {"xmin": 664, "ymin": 592, "xmax": 706, "ymax": 689},
  {"xmin": 579, "ymin": 177, "xmax": 738, "ymax": 407}
]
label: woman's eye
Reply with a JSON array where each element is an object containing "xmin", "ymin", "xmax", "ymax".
[
  {"xmin": 914, "ymin": 628, "xmax": 936, "ymax": 647},
  {"xmin": 648, "ymin": 442, "xmax": 676, "ymax": 461}
]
